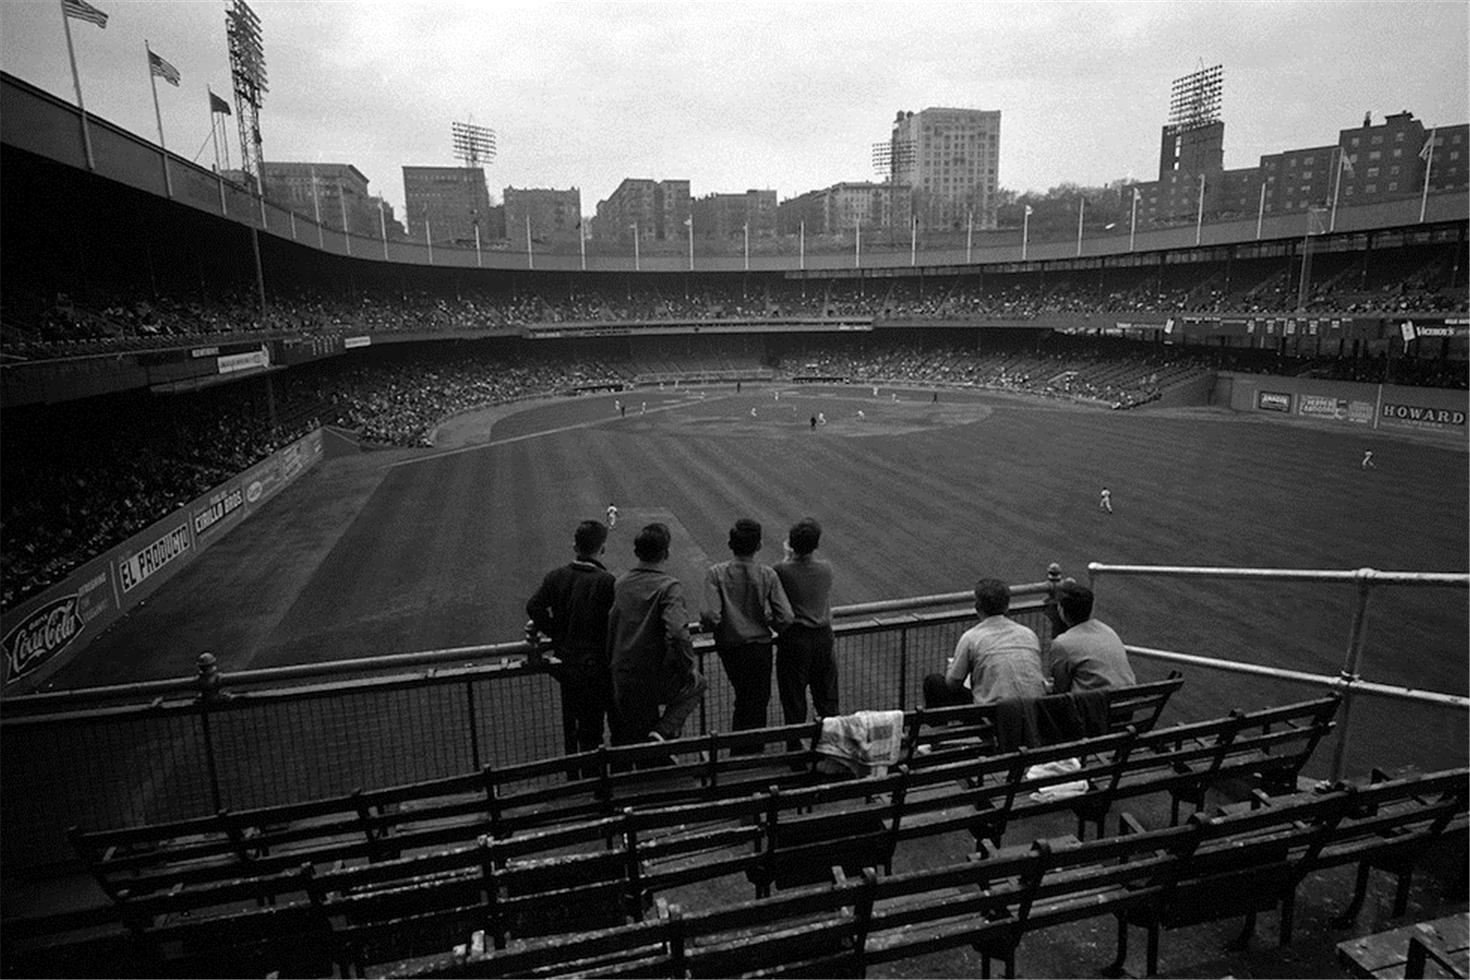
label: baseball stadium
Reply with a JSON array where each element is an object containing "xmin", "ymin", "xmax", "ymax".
[{"xmin": 2, "ymin": 29, "xmax": 1468, "ymax": 980}]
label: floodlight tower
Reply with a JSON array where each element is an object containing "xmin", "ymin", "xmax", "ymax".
[
  {"xmin": 871, "ymin": 135, "xmax": 915, "ymax": 241},
  {"xmin": 1159, "ymin": 63, "xmax": 1223, "ymax": 180},
  {"xmin": 226, "ymin": 0, "xmax": 267, "ymax": 191},
  {"xmin": 452, "ymin": 121, "xmax": 496, "ymax": 243}
]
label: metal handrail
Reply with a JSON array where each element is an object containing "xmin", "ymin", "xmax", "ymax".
[
  {"xmin": 1089, "ymin": 562, "xmax": 1470, "ymax": 780},
  {"xmin": 1125, "ymin": 645, "xmax": 1470, "ymax": 709},
  {"xmin": 6, "ymin": 575, "xmax": 1054, "ymax": 714},
  {"xmin": 1087, "ymin": 563, "xmax": 1470, "ymax": 588}
]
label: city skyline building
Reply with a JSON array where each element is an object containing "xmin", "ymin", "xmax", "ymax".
[
  {"xmin": 504, "ymin": 186, "xmax": 581, "ymax": 246},
  {"xmin": 261, "ymin": 161, "xmax": 379, "ymax": 237},
  {"xmin": 592, "ymin": 178, "xmax": 690, "ymax": 243},
  {"xmin": 691, "ymin": 189, "xmax": 777, "ymax": 240},
  {"xmin": 401, "ymin": 165, "xmax": 491, "ymax": 245},
  {"xmin": 886, "ymin": 106, "xmax": 1001, "ymax": 230}
]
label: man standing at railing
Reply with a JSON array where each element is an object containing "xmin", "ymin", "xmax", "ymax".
[
  {"xmin": 526, "ymin": 520, "xmax": 616, "ymax": 760},
  {"xmin": 607, "ymin": 522, "xmax": 707, "ymax": 745},
  {"xmin": 701, "ymin": 519, "xmax": 794, "ymax": 749},
  {"xmin": 774, "ymin": 518, "xmax": 839, "ymax": 735},
  {"xmin": 1047, "ymin": 581, "xmax": 1135, "ymax": 693},
  {"xmin": 922, "ymin": 578, "xmax": 1047, "ymax": 708}
]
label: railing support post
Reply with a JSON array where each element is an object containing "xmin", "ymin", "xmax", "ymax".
[
  {"xmin": 1044, "ymin": 562, "xmax": 1065, "ymax": 639},
  {"xmin": 896, "ymin": 626, "xmax": 909, "ymax": 709},
  {"xmin": 1328, "ymin": 569, "xmax": 1375, "ymax": 782},
  {"xmin": 195, "ymin": 651, "xmax": 225, "ymax": 813},
  {"xmin": 466, "ymin": 680, "xmax": 482, "ymax": 771}
]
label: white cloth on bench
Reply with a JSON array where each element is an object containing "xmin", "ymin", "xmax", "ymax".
[{"xmin": 815, "ymin": 710, "xmax": 906, "ymax": 778}]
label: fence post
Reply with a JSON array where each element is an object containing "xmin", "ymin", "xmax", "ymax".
[
  {"xmin": 195, "ymin": 652, "xmax": 225, "ymax": 813},
  {"xmin": 1328, "ymin": 569, "xmax": 1375, "ymax": 781},
  {"xmin": 896, "ymin": 626, "xmax": 909, "ymax": 708},
  {"xmin": 1043, "ymin": 563, "xmax": 1065, "ymax": 640},
  {"xmin": 465, "ymin": 680, "xmax": 482, "ymax": 771}
]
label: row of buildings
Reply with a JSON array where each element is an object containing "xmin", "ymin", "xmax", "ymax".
[
  {"xmin": 255, "ymin": 80, "xmax": 1466, "ymax": 250},
  {"xmin": 1129, "ymin": 107, "xmax": 1468, "ymax": 227}
]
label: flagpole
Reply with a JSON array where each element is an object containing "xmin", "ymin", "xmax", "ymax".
[
  {"xmin": 474, "ymin": 223, "xmax": 481, "ymax": 267},
  {"xmin": 966, "ymin": 211, "xmax": 973, "ymax": 264},
  {"xmin": 1194, "ymin": 173, "xmax": 1205, "ymax": 246},
  {"xmin": 630, "ymin": 223, "xmax": 639, "ymax": 272},
  {"xmin": 909, "ymin": 215, "xmax": 917, "ymax": 267},
  {"xmin": 379, "ymin": 199, "xmax": 388, "ymax": 260},
  {"xmin": 1419, "ymin": 128, "xmax": 1436, "ymax": 223},
  {"xmin": 526, "ymin": 214, "xmax": 533, "ymax": 270},
  {"xmin": 579, "ymin": 221, "xmax": 587, "ymax": 272},
  {"xmin": 146, "ymin": 42, "xmax": 173, "ymax": 199},
  {"xmin": 208, "ymin": 89, "xmax": 226, "ymax": 215},
  {"xmin": 855, "ymin": 222, "xmax": 861, "ymax": 269},
  {"xmin": 688, "ymin": 217, "xmax": 694, "ymax": 272},
  {"xmin": 1329, "ymin": 146, "xmax": 1343, "ymax": 233},
  {"xmin": 311, "ymin": 166, "xmax": 324, "ymax": 248},
  {"xmin": 1256, "ymin": 182, "xmax": 1266, "ymax": 240},
  {"xmin": 1075, "ymin": 197, "xmax": 1084, "ymax": 257},
  {"xmin": 799, "ymin": 220, "xmax": 805, "ymax": 270},
  {"xmin": 1022, "ymin": 208, "xmax": 1029, "ymax": 261},
  {"xmin": 60, "ymin": 1, "xmax": 96, "ymax": 171},
  {"xmin": 338, "ymin": 181, "xmax": 351, "ymax": 255},
  {"xmin": 744, "ymin": 222, "xmax": 750, "ymax": 272},
  {"xmin": 426, "ymin": 218, "xmax": 433, "ymax": 264},
  {"xmin": 1129, "ymin": 191, "xmax": 1138, "ymax": 252}
]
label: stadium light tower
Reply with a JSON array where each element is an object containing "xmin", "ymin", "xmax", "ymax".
[
  {"xmin": 1167, "ymin": 63, "xmax": 1223, "ymax": 133},
  {"xmin": 225, "ymin": 0, "xmax": 267, "ymax": 192},
  {"xmin": 451, "ymin": 120, "xmax": 495, "ymax": 243},
  {"xmin": 872, "ymin": 136, "xmax": 916, "ymax": 242},
  {"xmin": 451, "ymin": 120, "xmax": 496, "ymax": 167}
]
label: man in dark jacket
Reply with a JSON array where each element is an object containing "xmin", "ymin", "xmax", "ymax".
[{"xmin": 526, "ymin": 520, "xmax": 616, "ymax": 757}]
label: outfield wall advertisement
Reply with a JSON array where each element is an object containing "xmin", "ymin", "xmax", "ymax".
[
  {"xmin": 0, "ymin": 430, "xmax": 324, "ymax": 695},
  {"xmin": 1221, "ymin": 374, "xmax": 1467, "ymax": 438}
]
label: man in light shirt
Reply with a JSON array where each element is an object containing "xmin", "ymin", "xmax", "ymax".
[{"xmin": 922, "ymin": 577, "xmax": 1047, "ymax": 707}]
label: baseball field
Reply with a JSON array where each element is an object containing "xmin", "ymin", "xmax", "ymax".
[{"xmin": 46, "ymin": 383, "xmax": 1469, "ymax": 775}]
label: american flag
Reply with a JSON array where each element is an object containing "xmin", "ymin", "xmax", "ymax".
[
  {"xmin": 148, "ymin": 50, "xmax": 180, "ymax": 86},
  {"xmin": 62, "ymin": 0, "xmax": 108, "ymax": 28},
  {"xmin": 1419, "ymin": 130, "xmax": 1437, "ymax": 161}
]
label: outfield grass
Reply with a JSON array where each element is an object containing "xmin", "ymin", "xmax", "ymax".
[{"xmin": 53, "ymin": 384, "xmax": 1468, "ymax": 775}]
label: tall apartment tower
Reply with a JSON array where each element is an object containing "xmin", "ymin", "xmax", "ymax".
[
  {"xmin": 888, "ymin": 107, "xmax": 1001, "ymax": 230},
  {"xmin": 402, "ymin": 166, "xmax": 492, "ymax": 245}
]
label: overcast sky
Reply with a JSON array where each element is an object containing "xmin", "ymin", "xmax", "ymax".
[{"xmin": 3, "ymin": 1, "xmax": 1466, "ymax": 219}]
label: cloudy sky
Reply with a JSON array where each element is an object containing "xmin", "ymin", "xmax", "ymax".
[{"xmin": 2, "ymin": 1, "xmax": 1466, "ymax": 218}]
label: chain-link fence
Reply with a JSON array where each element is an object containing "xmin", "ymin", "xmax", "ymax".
[{"xmin": 2, "ymin": 600, "xmax": 1051, "ymax": 872}]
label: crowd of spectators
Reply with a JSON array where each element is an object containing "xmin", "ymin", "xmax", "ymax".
[
  {"xmin": 4, "ymin": 245, "xmax": 1463, "ymax": 363},
  {"xmin": 1, "ymin": 387, "xmax": 321, "ymax": 611}
]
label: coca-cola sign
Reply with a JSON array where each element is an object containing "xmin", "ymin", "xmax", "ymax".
[{"xmin": 3, "ymin": 596, "xmax": 85, "ymax": 684}]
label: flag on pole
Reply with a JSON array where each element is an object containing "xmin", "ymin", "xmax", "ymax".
[
  {"xmin": 209, "ymin": 90, "xmax": 231, "ymax": 115},
  {"xmin": 1132, "ymin": 187, "xmax": 1142, "ymax": 203},
  {"xmin": 1340, "ymin": 150, "xmax": 1354, "ymax": 176},
  {"xmin": 62, "ymin": 0, "xmax": 108, "ymax": 28},
  {"xmin": 148, "ymin": 50, "xmax": 180, "ymax": 86},
  {"xmin": 1419, "ymin": 130, "xmax": 1437, "ymax": 161},
  {"xmin": 1024, "ymin": 204, "xmax": 1034, "ymax": 216}
]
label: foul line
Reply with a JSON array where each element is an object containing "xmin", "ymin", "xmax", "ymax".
[{"xmin": 388, "ymin": 394, "xmax": 728, "ymax": 468}]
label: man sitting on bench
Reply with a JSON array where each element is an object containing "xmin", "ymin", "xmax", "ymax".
[
  {"xmin": 1047, "ymin": 580, "xmax": 1135, "ymax": 694},
  {"xmin": 922, "ymin": 577, "xmax": 1047, "ymax": 708}
]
